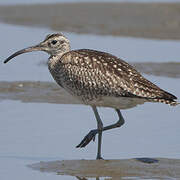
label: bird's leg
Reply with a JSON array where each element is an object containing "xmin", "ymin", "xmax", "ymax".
[
  {"xmin": 76, "ymin": 109, "xmax": 125, "ymax": 148},
  {"xmin": 92, "ymin": 106, "xmax": 104, "ymax": 160}
]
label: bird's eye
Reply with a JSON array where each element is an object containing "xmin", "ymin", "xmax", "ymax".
[{"xmin": 51, "ymin": 40, "xmax": 57, "ymax": 45}]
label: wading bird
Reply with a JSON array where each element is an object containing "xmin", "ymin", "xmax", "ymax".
[{"xmin": 4, "ymin": 33, "xmax": 178, "ymax": 159}]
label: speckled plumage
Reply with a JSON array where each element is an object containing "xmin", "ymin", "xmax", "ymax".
[{"xmin": 48, "ymin": 48, "xmax": 178, "ymax": 109}]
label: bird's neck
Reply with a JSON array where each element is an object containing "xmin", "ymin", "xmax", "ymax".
[
  {"xmin": 48, "ymin": 43, "xmax": 71, "ymax": 67},
  {"xmin": 51, "ymin": 44, "xmax": 70, "ymax": 56},
  {"xmin": 48, "ymin": 50, "xmax": 69, "ymax": 70}
]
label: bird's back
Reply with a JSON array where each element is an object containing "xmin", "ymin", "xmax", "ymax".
[{"xmin": 49, "ymin": 49, "xmax": 178, "ymax": 108}]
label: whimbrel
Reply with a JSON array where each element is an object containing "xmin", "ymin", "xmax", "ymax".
[{"xmin": 4, "ymin": 33, "xmax": 178, "ymax": 159}]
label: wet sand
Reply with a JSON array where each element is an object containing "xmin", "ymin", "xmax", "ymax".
[
  {"xmin": 1, "ymin": 2, "xmax": 180, "ymax": 39},
  {"xmin": 0, "ymin": 81, "xmax": 79, "ymax": 104},
  {"xmin": 29, "ymin": 158, "xmax": 180, "ymax": 179}
]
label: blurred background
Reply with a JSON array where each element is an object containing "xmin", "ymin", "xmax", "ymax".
[{"xmin": 0, "ymin": 0, "xmax": 180, "ymax": 179}]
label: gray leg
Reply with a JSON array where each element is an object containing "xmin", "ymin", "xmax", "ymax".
[
  {"xmin": 103, "ymin": 109, "xmax": 125, "ymax": 131},
  {"xmin": 91, "ymin": 106, "xmax": 103, "ymax": 160},
  {"xmin": 76, "ymin": 109, "xmax": 125, "ymax": 148}
]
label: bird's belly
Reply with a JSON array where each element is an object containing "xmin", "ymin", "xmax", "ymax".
[
  {"xmin": 88, "ymin": 96, "xmax": 147, "ymax": 109},
  {"xmin": 49, "ymin": 67, "xmax": 147, "ymax": 109},
  {"xmin": 56, "ymin": 80, "xmax": 147, "ymax": 109},
  {"xmin": 53, "ymin": 76, "xmax": 147, "ymax": 109}
]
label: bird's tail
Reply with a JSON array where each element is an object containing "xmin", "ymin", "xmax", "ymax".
[
  {"xmin": 148, "ymin": 90, "xmax": 179, "ymax": 106},
  {"xmin": 150, "ymin": 98, "xmax": 179, "ymax": 106}
]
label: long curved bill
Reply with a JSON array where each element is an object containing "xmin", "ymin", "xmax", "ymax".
[{"xmin": 4, "ymin": 45, "xmax": 42, "ymax": 64}]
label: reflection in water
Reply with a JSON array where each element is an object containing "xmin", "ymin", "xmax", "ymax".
[
  {"xmin": 76, "ymin": 177, "xmax": 109, "ymax": 180},
  {"xmin": 76, "ymin": 177, "xmax": 99, "ymax": 180},
  {"xmin": 76, "ymin": 177, "xmax": 88, "ymax": 180}
]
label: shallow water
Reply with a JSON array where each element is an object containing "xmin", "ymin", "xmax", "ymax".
[
  {"xmin": 0, "ymin": 7, "xmax": 180, "ymax": 180},
  {"xmin": 1, "ymin": 23, "xmax": 180, "ymax": 82}
]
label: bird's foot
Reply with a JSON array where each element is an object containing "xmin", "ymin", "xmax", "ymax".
[
  {"xmin": 76, "ymin": 129, "xmax": 98, "ymax": 148},
  {"xmin": 96, "ymin": 156, "xmax": 104, "ymax": 160}
]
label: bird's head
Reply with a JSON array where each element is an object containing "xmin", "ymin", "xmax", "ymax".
[{"xmin": 4, "ymin": 33, "xmax": 70, "ymax": 64}]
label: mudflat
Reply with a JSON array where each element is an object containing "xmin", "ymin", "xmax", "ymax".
[
  {"xmin": 29, "ymin": 158, "xmax": 180, "ymax": 179},
  {"xmin": 1, "ymin": 2, "xmax": 180, "ymax": 39},
  {"xmin": 1, "ymin": 2, "xmax": 180, "ymax": 180}
]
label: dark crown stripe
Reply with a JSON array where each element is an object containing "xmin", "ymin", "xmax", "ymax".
[{"xmin": 45, "ymin": 33, "xmax": 63, "ymax": 41}]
